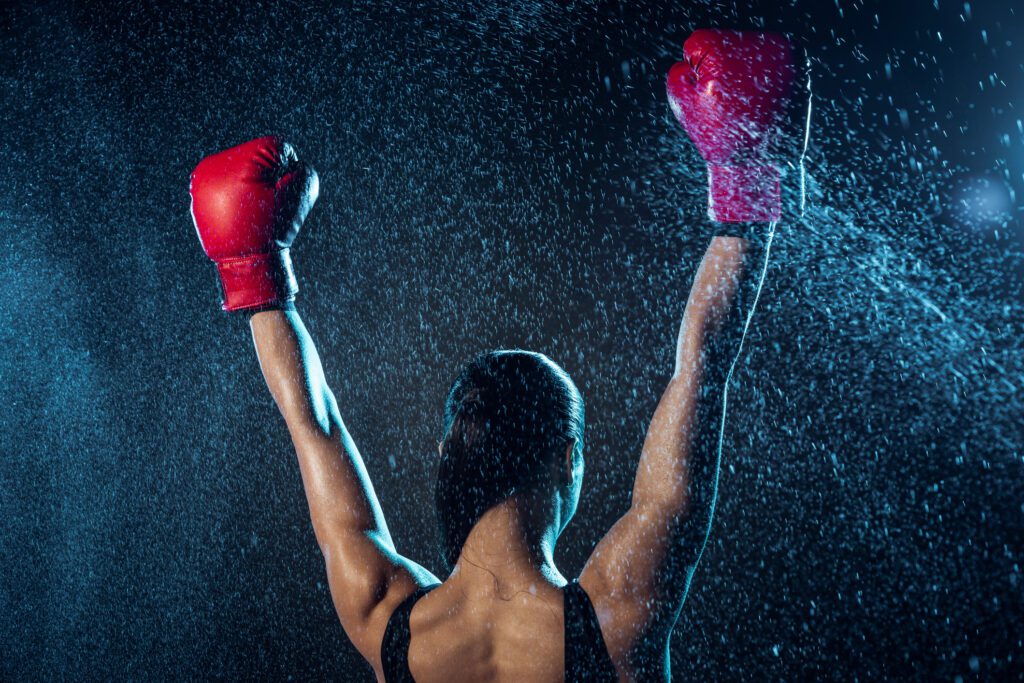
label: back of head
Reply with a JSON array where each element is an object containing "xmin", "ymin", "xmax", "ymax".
[{"xmin": 435, "ymin": 350, "xmax": 585, "ymax": 572}]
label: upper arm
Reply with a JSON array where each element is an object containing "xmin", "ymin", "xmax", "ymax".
[
  {"xmin": 581, "ymin": 378, "xmax": 716, "ymax": 602},
  {"xmin": 579, "ymin": 500, "xmax": 704, "ymax": 669},
  {"xmin": 320, "ymin": 525, "xmax": 437, "ymax": 674},
  {"xmin": 286, "ymin": 404, "xmax": 440, "ymax": 673},
  {"xmin": 580, "ymin": 367, "xmax": 722, "ymax": 666},
  {"xmin": 580, "ymin": 237, "xmax": 758, "ymax": 668},
  {"xmin": 249, "ymin": 311, "xmax": 440, "ymax": 673},
  {"xmin": 581, "ymin": 387, "xmax": 708, "ymax": 663},
  {"xmin": 579, "ymin": 486, "xmax": 708, "ymax": 675}
]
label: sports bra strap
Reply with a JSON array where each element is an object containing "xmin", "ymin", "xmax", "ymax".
[{"xmin": 381, "ymin": 584, "xmax": 441, "ymax": 683}]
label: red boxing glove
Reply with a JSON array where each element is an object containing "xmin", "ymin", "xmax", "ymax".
[
  {"xmin": 667, "ymin": 30, "xmax": 808, "ymax": 223},
  {"xmin": 190, "ymin": 136, "xmax": 319, "ymax": 312}
]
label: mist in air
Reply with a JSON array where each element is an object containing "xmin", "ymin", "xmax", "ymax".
[{"xmin": 1, "ymin": 1, "xmax": 1021, "ymax": 680}]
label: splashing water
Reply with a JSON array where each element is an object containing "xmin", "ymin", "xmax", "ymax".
[{"xmin": 0, "ymin": 1, "xmax": 1021, "ymax": 680}]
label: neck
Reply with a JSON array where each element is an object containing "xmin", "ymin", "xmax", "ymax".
[{"xmin": 450, "ymin": 494, "xmax": 566, "ymax": 595}]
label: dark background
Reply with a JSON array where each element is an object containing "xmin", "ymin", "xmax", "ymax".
[{"xmin": 2, "ymin": 0, "xmax": 1022, "ymax": 680}]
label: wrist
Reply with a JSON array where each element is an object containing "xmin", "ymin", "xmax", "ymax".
[
  {"xmin": 710, "ymin": 220, "xmax": 773, "ymax": 243},
  {"xmin": 246, "ymin": 301, "xmax": 297, "ymax": 316}
]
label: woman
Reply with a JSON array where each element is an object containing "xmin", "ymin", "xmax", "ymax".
[{"xmin": 189, "ymin": 29, "xmax": 806, "ymax": 682}]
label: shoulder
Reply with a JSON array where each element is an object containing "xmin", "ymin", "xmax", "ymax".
[
  {"xmin": 352, "ymin": 570, "xmax": 437, "ymax": 679},
  {"xmin": 378, "ymin": 581, "xmax": 443, "ymax": 681}
]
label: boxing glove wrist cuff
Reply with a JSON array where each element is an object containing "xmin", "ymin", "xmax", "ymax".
[
  {"xmin": 245, "ymin": 301, "xmax": 297, "ymax": 315},
  {"xmin": 707, "ymin": 165, "xmax": 781, "ymax": 223},
  {"xmin": 711, "ymin": 221, "xmax": 774, "ymax": 242},
  {"xmin": 214, "ymin": 248, "xmax": 298, "ymax": 312}
]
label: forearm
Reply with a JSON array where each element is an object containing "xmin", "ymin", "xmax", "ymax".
[
  {"xmin": 633, "ymin": 231, "xmax": 772, "ymax": 518},
  {"xmin": 250, "ymin": 309, "xmax": 391, "ymax": 544}
]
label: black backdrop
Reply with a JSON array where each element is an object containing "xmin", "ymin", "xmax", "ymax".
[{"xmin": 2, "ymin": 1, "xmax": 1022, "ymax": 680}]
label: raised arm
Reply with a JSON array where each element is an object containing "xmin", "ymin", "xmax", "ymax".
[
  {"xmin": 629, "ymin": 231, "xmax": 767, "ymax": 552},
  {"xmin": 189, "ymin": 137, "xmax": 436, "ymax": 678},
  {"xmin": 580, "ymin": 30, "xmax": 809, "ymax": 678},
  {"xmin": 249, "ymin": 309, "xmax": 438, "ymax": 665},
  {"xmin": 580, "ymin": 231, "xmax": 771, "ymax": 670}
]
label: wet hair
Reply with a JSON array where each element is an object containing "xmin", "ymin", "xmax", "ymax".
[{"xmin": 435, "ymin": 350, "xmax": 584, "ymax": 572}]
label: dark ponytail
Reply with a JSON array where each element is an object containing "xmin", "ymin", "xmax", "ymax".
[{"xmin": 435, "ymin": 350, "xmax": 584, "ymax": 572}]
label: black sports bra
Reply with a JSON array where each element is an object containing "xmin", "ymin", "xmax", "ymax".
[{"xmin": 381, "ymin": 578, "xmax": 617, "ymax": 682}]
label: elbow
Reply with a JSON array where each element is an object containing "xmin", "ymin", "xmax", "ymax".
[
  {"xmin": 632, "ymin": 486, "xmax": 716, "ymax": 536},
  {"xmin": 631, "ymin": 495, "xmax": 694, "ymax": 530},
  {"xmin": 276, "ymin": 383, "xmax": 338, "ymax": 436}
]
